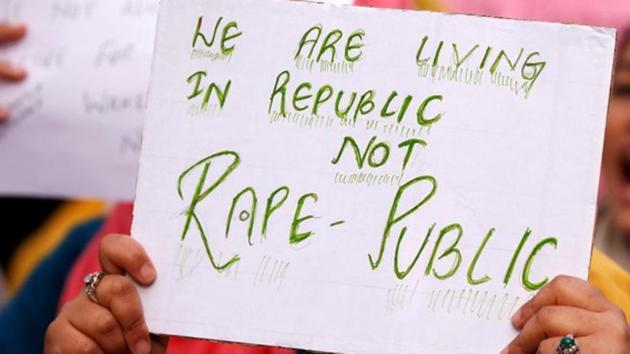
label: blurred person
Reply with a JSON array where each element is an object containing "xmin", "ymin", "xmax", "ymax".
[
  {"xmin": 596, "ymin": 28, "xmax": 630, "ymax": 268},
  {"xmin": 0, "ymin": 21, "xmax": 103, "ymax": 293},
  {"xmin": 4, "ymin": 199, "xmax": 105, "ymax": 295},
  {"xmin": 0, "ymin": 217, "xmax": 105, "ymax": 353},
  {"xmin": 587, "ymin": 27, "xmax": 630, "ymax": 319},
  {"xmin": 0, "ymin": 20, "xmax": 109, "ymax": 354},
  {"xmin": 0, "ymin": 23, "xmax": 59, "ymax": 281}
]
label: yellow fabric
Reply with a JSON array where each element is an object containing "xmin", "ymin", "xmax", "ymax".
[
  {"xmin": 6, "ymin": 200, "xmax": 106, "ymax": 295},
  {"xmin": 412, "ymin": 0, "xmax": 443, "ymax": 11},
  {"xmin": 589, "ymin": 248, "xmax": 630, "ymax": 321}
]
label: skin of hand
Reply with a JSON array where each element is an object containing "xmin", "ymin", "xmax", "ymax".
[
  {"xmin": 0, "ymin": 22, "xmax": 28, "ymax": 122},
  {"xmin": 45, "ymin": 235, "xmax": 168, "ymax": 354},
  {"xmin": 502, "ymin": 275, "xmax": 630, "ymax": 354}
]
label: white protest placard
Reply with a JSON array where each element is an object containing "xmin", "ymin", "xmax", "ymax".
[
  {"xmin": 131, "ymin": 0, "xmax": 615, "ymax": 352},
  {"xmin": 0, "ymin": 0, "xmax": 157, "ymax": 199}
]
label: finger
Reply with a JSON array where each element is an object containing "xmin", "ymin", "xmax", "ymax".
[
  {"xmin": 45, "ymin": 317, "xmax": 105, "ymax": 354},
  {"xmin": 0, "ymin": 60, "xmax": 26, "ymax": 81},
  {"xmin": 505, "ymin": 306, "xmax": 596, "ymax": 354},
  {"xmin": 97, "ymin": 274, "xmax": 151, "ymax": 354},
  {"xmin": 512, "ymin": 275, "xmax": 613, "ymax": 328},
  {"xmin": 64, "ymin": 295, "xmax": 127, "ymax": 353},
  {"xmin": 537, "ymin": 336, "xmax": 563, "ymax": 354},
  {"xmin": 0, "ymin": 107, "xmax": 8, "ymax": 123},
  {"xmin": 99, "ymin": 234, "xmax": 156, "ymax": 285},
  {"xmin": 538, "ymin": 336, "xmax": 595, "ymax": 354},
  {"xmin": 0, "ymin": 23, "xmax": 27, "ymax": 44}
]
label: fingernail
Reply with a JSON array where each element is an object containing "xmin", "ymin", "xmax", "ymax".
[
  {"xmin": 499, "ymin": 347, "xmax": 509, "ymax": 354},
  {"xmin": 511, "ymin": 308, "xmax": 522, "ymax": 325},
  {"xmin": 135, "ymin": 339, "xmax": 150, "ymax": 354},
  {"xmin": 140, "ymin": 264, "xmax": 156, "ymax": 282}
]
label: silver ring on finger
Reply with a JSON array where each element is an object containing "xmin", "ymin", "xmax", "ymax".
[
  {"xmin": 556, "ymin": 334, "xmax": 580, "ymax": 354},
  {"xmin": 83, "ymin": 271, "xmax": 106, "ymax": 304}
]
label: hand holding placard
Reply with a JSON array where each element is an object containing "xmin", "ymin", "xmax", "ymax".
[{"xmin": 0, "ymin": 22, "xmax": 28, "ymax": 121}]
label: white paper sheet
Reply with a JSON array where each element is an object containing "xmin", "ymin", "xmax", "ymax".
[
  {"xmin": 131, "ymin": 0, "xmax": 615, "ymax": 352},
  {"xmin": 0, "ymin": 0, "xmax": 157, "ymax": 199}
]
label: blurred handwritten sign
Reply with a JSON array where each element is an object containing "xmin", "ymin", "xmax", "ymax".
[
  {"xmin": 0, "ymin": 0, "xmax": 157, "ymax": 199},
  {"xmin": 131, "ymin": 0, "xmax": 615, "ymax": 352}
]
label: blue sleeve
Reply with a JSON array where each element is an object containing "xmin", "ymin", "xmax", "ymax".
[{"xmin": 0, "ymin": 217, "xmax": 103, "ymax": 354}]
